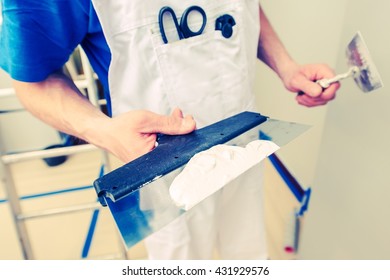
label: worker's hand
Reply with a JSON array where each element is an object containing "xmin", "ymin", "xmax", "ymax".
[
  {"xmin": 100, "ymin": 108, "xmax": 196, "ymax": 163},
  {"xmin": 281, "ymin": 63, "xmax": 340, "ymax": 107}
]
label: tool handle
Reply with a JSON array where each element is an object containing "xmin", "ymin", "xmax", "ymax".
[{"xmin": 297, "ymin": 67, "xmax": 357, "ymax": 96}]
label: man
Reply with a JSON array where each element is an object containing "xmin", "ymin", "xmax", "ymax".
[{"xmin": 0, "ymin": 0, "xmax": 339, "ymax": 259}]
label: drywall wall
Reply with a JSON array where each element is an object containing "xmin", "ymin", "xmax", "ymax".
[
  {"xmin": 255, "ymin": 0, "xmax": 348, "ymax": 187},
  {"xmin": 299, "ymin": 0, "xmax": 390, "ymax": 259}
]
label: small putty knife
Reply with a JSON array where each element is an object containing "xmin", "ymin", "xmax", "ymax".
[
  {"xmin": 93, "ymin": 111, "xmax": 309, "ymax": 249},
  {"xmin": 298, "ymin": 31, "xmax": 383, "ymax": 95}
]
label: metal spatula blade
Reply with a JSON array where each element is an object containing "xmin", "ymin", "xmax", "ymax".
[
  {"xmin": 93, "ymin": 111, "xmax": 310, "ymax": 248},
  {"xmin": 346, "ymin": 31, "xmax": 384, "ymax": 92},
  {"xmin": 298, "ymin": 31, "xmax": 384, "ymax": 95}
]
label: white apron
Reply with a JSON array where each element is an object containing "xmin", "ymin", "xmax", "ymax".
[{"xmin": 92, "ymin": 0, "xmax": 267, "ymax": 259}]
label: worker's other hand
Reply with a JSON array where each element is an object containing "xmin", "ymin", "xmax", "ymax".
[
  {"xmin": 100, "ymin": 108, "xmax": 196, "ymax": 163},
  {"xmin": 281, "ymin": 63, "xmax": 340, "ymax": 107}
]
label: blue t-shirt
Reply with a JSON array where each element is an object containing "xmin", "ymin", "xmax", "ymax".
[{"xmin": 0, "ymin": 0, "xmax": 112, "ymax": 115}]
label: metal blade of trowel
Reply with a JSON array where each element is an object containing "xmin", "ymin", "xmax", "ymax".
[
  {"xmin": 346, "ymin": 31, "xmax": 384, "ymax": 92},
  {"xmin": 93, "ymin": 111, "xmax": 310, "ymax": 249},
  {"xmin": 298, "ymin": 31, "xmax": 383, "ymax": 95}
]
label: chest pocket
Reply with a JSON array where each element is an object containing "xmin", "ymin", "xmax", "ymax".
[
  {"xmin": 93, "ymin": 0, "xmax": 258, "ymax": 123},
  {"xmin": 151, "ymin": 2, "xmax": 255, "ymax": 127}
]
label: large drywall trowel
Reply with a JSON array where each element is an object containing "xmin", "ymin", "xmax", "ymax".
[
  {"xmin": 299, "ymin": 31, "xmax": 383, "ymax": 94},
  {"xmin": 93, "ymin": 111, "xmax": 309, "ymax": 248}
]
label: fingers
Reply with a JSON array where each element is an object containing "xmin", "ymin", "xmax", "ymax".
[
  {"xmin": 296, "ymin": 83, "xmax": 339, "ymax": 107},
  {"xmin": 171, "ymin": 107, "xmax": 184, "ymax": 118},
  {"xmin": 292, "ymin": 76, "xmax": 323, "ymax": 98},
  {"xmin": 139, "ymin": 108, "xmax": 196, "ymax": 135},
  {"xmin": 296, "ymin": 94, "xmax": 328, "ymax": 107},
  {"xmin": 104, "ymin": 109, "xmax": 196, "ymax": 163},
  {"xmin": 290, "ymin": 64, "xmax": 340, "ymax": 107}
]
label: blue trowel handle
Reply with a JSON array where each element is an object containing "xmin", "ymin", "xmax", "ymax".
[{"xmin": 93, "ymin": 111, "xmax": 268, "ymax": 206}]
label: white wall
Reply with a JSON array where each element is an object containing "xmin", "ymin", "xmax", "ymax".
[
  {"xmin": 299, "ymin": 0, "xmax": 390, "ymax": 259},
  {"xmin": 255, "ymin": 0, "xmax": 347, "ymax": 185},
  {"xmin": 257, "ymin": 0, "xmax": 390, "ymax": 260}
]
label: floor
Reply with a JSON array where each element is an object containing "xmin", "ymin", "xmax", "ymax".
[{"xmin": 0, "ymin": 146, "xmax": 299, "ymax": 260}]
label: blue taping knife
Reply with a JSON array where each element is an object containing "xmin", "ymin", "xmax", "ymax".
[{"xmin": 93, "ymin": 111, "xmax": 310, "ymax": 249}]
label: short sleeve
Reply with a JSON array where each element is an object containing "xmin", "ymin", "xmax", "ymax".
[{"xmin": 0, "ymin": 0, "xmax": 90, "ymax": 82}]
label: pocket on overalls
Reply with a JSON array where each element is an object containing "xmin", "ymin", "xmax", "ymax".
[{"xmin": 151, "ymin": 1, "xmax": 254, "ymax": 127}]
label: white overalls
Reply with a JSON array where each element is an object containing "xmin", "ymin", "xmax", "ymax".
[{"xmin": 92, "ymin": 0, "xmax": 267, "ymax": 259}]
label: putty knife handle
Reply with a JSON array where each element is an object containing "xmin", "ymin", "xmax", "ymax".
[{"xmin": 297, "ymin": 66, "xmax": 358, "ymax": 96}]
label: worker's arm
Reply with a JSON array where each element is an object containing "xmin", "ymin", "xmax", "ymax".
[
  {"xmin": 13, "ymin": 70, "xmax": 196, "ymax": 163},
  {"xmin": 257, "ymin": 6, "xmax": 340, "ymax": 107}
]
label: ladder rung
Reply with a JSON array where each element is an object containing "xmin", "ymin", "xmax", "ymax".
[
  {"xmin": 1, "ymin": 144, "xmax": 98, "ymax": 164},
  {"xmin": 17, "ymin": 202, "xmax": 102, "ymax": 220}
]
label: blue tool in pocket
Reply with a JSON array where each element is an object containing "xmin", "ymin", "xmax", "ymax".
[{"xmin": 215, "ymin": 14, "xmax": 236, "ymax": 39}]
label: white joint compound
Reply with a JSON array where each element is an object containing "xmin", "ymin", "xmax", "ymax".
[{"xmin": 169, "ymin": 140, "xmax": 280, "ymax": 210}]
